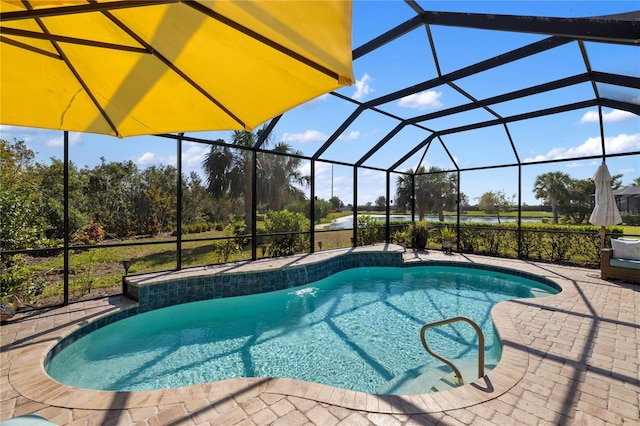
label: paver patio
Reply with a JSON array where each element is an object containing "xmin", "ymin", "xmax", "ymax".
[{"xmin": 1, "ymin": 249, "xmax": 638, "ymax": 425}]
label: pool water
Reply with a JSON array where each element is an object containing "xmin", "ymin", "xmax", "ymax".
[{"xmin": 46, "ymin": 266, "xmax": 559, "ymax": 394}]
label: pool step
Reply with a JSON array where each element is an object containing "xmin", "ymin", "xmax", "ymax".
[{"xmin": 383, "ymin": 361, "xmax": 497, "ymax": 395}]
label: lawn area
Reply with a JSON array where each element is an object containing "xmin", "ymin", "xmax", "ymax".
[{"xmin": 19, "ymin": 219, "xmax": 639, "ymax": 306}]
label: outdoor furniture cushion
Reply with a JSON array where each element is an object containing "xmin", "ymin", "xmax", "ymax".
[
  {"xmin": 610, "ymin": 258, "xmax": 640, "ymax": 270},
  {"xmin": 611, "ymin": 238, "xmax": 640, "ymax": 261}
]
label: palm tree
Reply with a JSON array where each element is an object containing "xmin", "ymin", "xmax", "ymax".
[
  {"xmin": 395, "ymin": 168, "xmax": 417, "ymax": 216},
  {"xmin": 259, "ymin": 142, "xmax": 309, "ymax": 211},
  {"xmin": 395, "ymin": 166, "xmax": 458, "ymax": 221},
  {"xmin": 202, "ymin": 130, "xmax": 310, "ymax": 229},
  {"xmin": 533, "ymin": 171, "xmax": 571, "ymax": 224}
]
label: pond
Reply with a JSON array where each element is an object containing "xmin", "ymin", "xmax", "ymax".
[{"xmin": 319, "ymin": 214, "xmax": 542, "ymax": 230}]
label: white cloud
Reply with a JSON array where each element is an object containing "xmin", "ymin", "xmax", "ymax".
[
  {"xmin": 45, "ymin": 132, "xmax": 82, "ymax": 147},
  {"xmin": 136, "ymin": 152, "xmax": 158, "ymax": 165},
  {"xmin": 580, "ymin": 109, "xmax": 638, "ymax": 123},
  {"xmin": 135, "ymin": 152, "xmax": 176, "ymax": 166},
  {"xmin": 338, "ymin": 130, "xmax": 360, "ymax": 141},
  {"xmin": 566, "ymin": 162, "xmax": 583, "ymax": 168},
  {"xmin": 398, "ymin": 91, "xmax": 443, "ymax": 110},
  {"xmin": 182, "ymin": 142, "xmax": 209, "ymax": 168},
  {"xmin": 282, "ymin": 129, "xmax": 327, "ymax": 143},
  {"xmin": 353, "ymin": 73, "xmax": 374, "ymax": 101},
  {"xmin": 524, "ymin": 133, "xmax": 640, "ymax": 162}
]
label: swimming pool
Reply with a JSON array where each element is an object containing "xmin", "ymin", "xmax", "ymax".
[{"xmin": 46, "ymin": 265, "xmax": 559, "ymax": 395}]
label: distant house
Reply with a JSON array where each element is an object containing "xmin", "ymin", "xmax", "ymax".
[{"xmin": 614, "ymin": 186, "xmax": 640, "ymax": 215}]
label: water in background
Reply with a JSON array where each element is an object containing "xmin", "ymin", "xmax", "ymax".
[{"xmin": 319, "ymin": 214, "xmax": 542, "ymax": 230}]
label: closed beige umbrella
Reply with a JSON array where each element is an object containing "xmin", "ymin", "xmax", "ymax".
[{"xmin": 589, "ymin": 162, "xmax": 623, "ymax": 247}]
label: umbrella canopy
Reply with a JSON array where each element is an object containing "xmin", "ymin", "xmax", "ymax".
[
  {"xmin": 0, "ymin": 0, "xmax": 354, "ymax": 138},
  {"xmin": 589, "ymin": 162, "xmax": 623, "ymax": 227}
]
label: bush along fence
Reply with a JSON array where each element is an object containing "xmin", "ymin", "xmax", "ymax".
[
  {"xmin": 382, "ymin": 221, "xmax": 624, "ymax": 267},
  {"xmin": 436, "ymin": 222, "xmax": 623, "ymax": 267}
]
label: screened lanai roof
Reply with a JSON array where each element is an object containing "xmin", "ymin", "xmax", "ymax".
[
  {"xmin": 172, "ymin": 1, "xmax": 639, "ymax": 185},
  {"xmin": 1, "ymin": 1, "xmax": 638, "ymax": 197}
]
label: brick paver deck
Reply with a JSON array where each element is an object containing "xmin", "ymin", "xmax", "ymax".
[{"xmin": 1, "ymin": 249, "xmax": 638, "ymax": 425}]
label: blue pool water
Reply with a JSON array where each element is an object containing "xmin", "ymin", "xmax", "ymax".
[{"xmin": 46, "ymin": 266, "xmax": 559, "ymax": 394}]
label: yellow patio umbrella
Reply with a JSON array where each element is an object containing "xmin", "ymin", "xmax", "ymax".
[{"xmin": 0, "ymin": 0, "xmax": 354, "ymax": 137}]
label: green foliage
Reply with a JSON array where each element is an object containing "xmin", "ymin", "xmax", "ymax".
[
  {"xmin": 456, "ymin": 222, "xmax": 623, "ymax": 265},
  {"xmin": 213, "ymin": 224, "xmax": 242, "ymax": 262},
  {"xmin": 314, "ymin": 198, "xmax": 332, "ymax": 222},
  {"xmin": 0, "ymin": 255, "xmax": 45, "ymax": 302},
  {"xmin": 622, "ymin": 214, "xmax": 640, "ymax": 226},
  {"xmin": 392, "ymin": 228, "xmax": 411, "ymax": 245},
  {"xmin": 357, "ymin": 215, "xmax": 381, "ymax": 245},
  {"xmin": 202, "ymin": 129, "xmax": 310, "ymax": 230},
  {"xmin": 1, "ymin": 140, "xmax": 54, "ymax": 250},
  {"xmin": 409, "ymin": 220, "xmax": 430, "ymax": 250},
  {"xmin": 329, "ymin": 196, "xmax": 344, "ymax": 210},
  {"xmin": 175, "ymin": 222, "xmax": 216, "ymax": 235},
  {"xmin": 533, "ymin": 171, "xmax": 571, "ymax": 224},
  {"xmin": 439, "ymin": 226, "xmax": 455, "ymax": 241},
  {"xmin": 476, "ymin": 190, "xmax": 514, "ymax": 223},
  {"xmin": 264, "ymin": 210, "xmax": 310, "ymax": 256},
  {"xmin": 396, "ymin": 166, "xmax": 459, "ymax": 221}
]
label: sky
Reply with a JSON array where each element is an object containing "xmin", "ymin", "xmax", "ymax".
[{"xmin": 1, "ymin": 1, "xmax": 638, "ymax": 207}]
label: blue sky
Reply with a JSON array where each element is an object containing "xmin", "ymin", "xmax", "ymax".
[{"xmin": 1, "ymin": 1, "xmax": 638, "ymax": 207}]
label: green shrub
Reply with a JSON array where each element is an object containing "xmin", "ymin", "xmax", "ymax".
[
  {"xmin": 264, "ymin": 211, "xmax": 309, "ymax": 256},
  {"xmin": 409, "ymin": 220, "xmax": 430, "ymax": 250},
  {"xmin": 1, "ymin": 254, "xmax": 45, "ymax": 303},
  {"xmin": 454, "ymin": 222, "xmax": 623, "ymax": 266},
  {"xmin": 622, "ymin": 214, "xmax": 640, "ymax": 226},
  {"xmin": 213, "ymin": 224, "xmax": 242, "ymax": 262},
  {"xmin": 357, "ymin": 215, "xmax": 381, "ymax": 245}
]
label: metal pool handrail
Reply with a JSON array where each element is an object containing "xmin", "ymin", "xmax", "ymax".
[{"xmin": 420, "ymin": 316, "xmax": 485, "ymax": 385}]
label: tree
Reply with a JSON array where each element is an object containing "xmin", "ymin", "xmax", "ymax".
[
  {"xmin": 533, "ymin": 171, "xmax": 571, "ymax": 224},
  {"xmin": 476, "ymin": 190, "xmax": 514, "ymax": 223},
  {"xmin": 632, "ymin": 177, "xmax": 640, "ymax": 186},
  {"xmin": 258, "ymin": 142, "xmax": 309, "ymax": 211},
  {"xmin": 141, "ymin": 165, "xmax": 177, "ymax": 235},
  {"xmin": 564, "ymin": 178, "xmax": 595, "ymax": 224},
  {"xmin": 264, "ymin": 210, "xmax": 310, "ymax": 256},
  {"xmin": 329, "ymin": 196, "xmax": 343, "ymax": 210},
  {"xmin": 202, "ymin": 129, "xmax": 310, "ymax": 229},
  {"xmin": 202, "ymin": 132, "xmax": 254, "ymax": 229},
  {"xmin": 0, "ymin": 139, "xmax": 50, "ymax": 249},
  {"xmin": 313, "ymin": 198, "xmax": 331, "ymax": 222},
  {"xmin": 395, "ymin": 172, "xmax": 414, "ymax": 214},
  {"xmin": 82, "ymin": 158, "xmax": 142, "ymax": 237},
  {"xmin": 0, "ymin": 139, "xmax": 47, "ymax": 300},
  {"xmin": 34, "ymin": 158, "xmax": 87, "ymax": 240},
  {"xmin": 181, "ymin": 171, "xmax": 215, "ymax": 224},
  {"xmin": 395, "ymin": 166, "xmax": 459, "ymax": 221},
  {"xmin": 374, "ymin": 196, "xmax": 386, "ymax": 208}
]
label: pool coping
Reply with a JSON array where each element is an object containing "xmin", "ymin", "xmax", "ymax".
[{"xmin": 7, "ymin": 245, "xmax": 563, "ymax": 414}]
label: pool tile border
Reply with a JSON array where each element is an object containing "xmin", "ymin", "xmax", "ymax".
[
  {"xmin": 8, "ymin": 245, "xmax": 563, "ymax": 414},
  {"xmin": 125, "ymin": 247, "xmax": 405, "ymax": 311}
]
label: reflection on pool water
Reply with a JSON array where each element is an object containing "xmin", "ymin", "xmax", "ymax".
[{"xmin": 46, "ymin": 265, "xmax": 559, "ymax": 395}]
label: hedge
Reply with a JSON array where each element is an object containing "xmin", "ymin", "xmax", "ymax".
[{"xmin": 432, "ymin": 222, "xmax": 623, "ymax": 266}]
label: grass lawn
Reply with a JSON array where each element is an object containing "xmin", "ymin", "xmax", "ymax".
[{"xmin": 18, "ymin": 218, "xmax": 639, "ymax": 305}]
